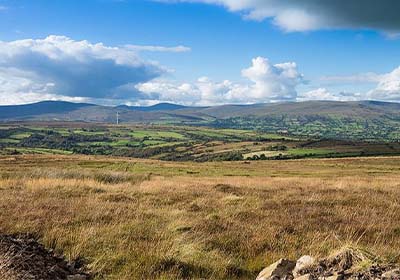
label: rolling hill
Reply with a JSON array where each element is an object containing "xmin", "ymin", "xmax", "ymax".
[{"xmin": 1, "ymin": 100, "xmax": 400, "ymax": 140}]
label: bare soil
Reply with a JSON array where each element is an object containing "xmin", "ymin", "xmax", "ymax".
[{"xmin": 0, "ymin": 234, "xmax": 89, "ymax": 280}]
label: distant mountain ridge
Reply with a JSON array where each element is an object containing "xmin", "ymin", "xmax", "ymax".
[
  {"xmin": 1, "ymin": 100, "xmax": 400, "ymax": 140},
  {"xmin": 0, "ymin": 101, "xmax": 95, "ymax": 119},
  {"xmin": 1, "ymin": 100, "xmax": 400, "ymax": 121},
  {"xmin": 116, "ymin": 102, "xmax": 192, "ymax": 112}
]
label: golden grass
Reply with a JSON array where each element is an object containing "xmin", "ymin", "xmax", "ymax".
[{"xmin": 1, "ymin": 155, "xmax": 400, "ymax": 279}]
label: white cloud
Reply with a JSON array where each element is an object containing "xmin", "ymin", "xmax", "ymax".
[
  {"xmin": 3, "ymin": 35, "xmax": 400, "ymax": 106},
  {"xmin": 300, "ymin": 67, "xmax": 400, "ymax": 102},
  {"xmin": 0, "ymin": 68, "xmax": 88, "ymax": 105},
  {"xmin": 298, "ymin": 88, "xmax": 361, "ymax": 102},
  {"xmin": 162, "ymin": 0, "xmax": 400, "ymax": 34},
  {"xmin": 366, "ymin": 66, "xmax": 400, "ymax": 101},
  {"xmin": 242, "ymin": 57, "xmax": 303, "ymax": 101},
  {"xmin": 320, "ymin": 73, "xmax": 382, "ymax": 85},
  {"xmin": 0, "ymin": 35, "xmax": 167, "ymax": 103},
  {"xmin": 137, "ymin": 57, "xmax": 304, "ymax": 105},
  {"xmin": 136, "ymin": 79, "xmax": 202, "ymax": 105},
  {"xmin": 125, "ymin": 45, "xmax": 191, "ymax": 53}
]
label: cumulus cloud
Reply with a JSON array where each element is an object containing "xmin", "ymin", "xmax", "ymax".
[
  {"xmin": 4, "ymin": 35, "xmax": 400, "ymax": 106},
  {"xmin": 0, "ymin": 35, "xmax": 167, "ymax": 104},
  {"xmin": 0, "ymin": 68, "xmax": 88, "ymax": 105},
  {"xmin": 242, "ymin": 57, "xmax": 303, "ymax": 101},
  {"xmin": 163, "ymin": 0, "xmax": 400, "ymax": 34},
  {"xmin": 137, "ymin": 57, "xmax": 304, "ymax": 105},
  {"xmin": 0, "ymin": 36, "xmax": 304, "ymax": 106},
  {"xmin": 366, "ymin": 67, "xmax": 400, "ymax": 101}
]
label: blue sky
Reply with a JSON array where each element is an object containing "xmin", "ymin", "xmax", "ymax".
[{"xmin": 1, "ymin": 0, "xmax": 400, "ymax": 105}]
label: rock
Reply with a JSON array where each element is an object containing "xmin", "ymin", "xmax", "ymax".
[
  {"xmin": 256, "ymin": 258, "xmax": 296, "ymax": 280},
  {"xmin": 293, "ymin": 255, "xmax": 315, "ymax": 276},
  {"xmin": 382, "ymin": 268, "xmax": 400, "ymax": 279},
  {"xmin": 294, "ymin": 273, "xmax": 312, "ymax": 280},
  {"xmin": 319, "ymin": 274, "xmax": 343, "ymax": 280}
]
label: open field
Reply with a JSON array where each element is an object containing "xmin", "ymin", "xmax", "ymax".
[
  {"xmin": 1, "ymin": 155, "xmax": 400, "ymax": 279},
  {"xmin": 2, "ymin": 122, "xmax": 400, "ymax": 161}
]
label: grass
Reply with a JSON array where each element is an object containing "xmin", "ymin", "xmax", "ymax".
[
  {"xmin": 129, "ymin": 130, "xmax": 186, "ymax": 140},
  {"xmin": 3, "ymin": 123, "xmax": 400, "ymax": 161},
  {"xmin": 9, "ymin": 132, "xmax": 32, "ymax": 140},
  {"xmin": 0, "ymin": 155, "xmax": 400, "ymax": 279},
  {"xmin": 4, "ymin": 147, "xmax": 73, "ymax": 155},
  {"xmin": 287, "ymin": 148, "xmax": 334, "ymax": 156}
]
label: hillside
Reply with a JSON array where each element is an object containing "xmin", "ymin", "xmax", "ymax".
[{"xmin": 1, "ymin": 100, "xmax": 400, "ymax": 140}]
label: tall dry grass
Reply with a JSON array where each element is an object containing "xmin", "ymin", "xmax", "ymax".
[{"xmin": 0, "ymin": 155, "xmax": 400, "ymax": 279}]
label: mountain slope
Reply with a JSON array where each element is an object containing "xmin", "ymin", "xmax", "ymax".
[
  {"xmin": 0, "ymin": 101, "xmax": 95, "ymax": 120},
  {"xmin": 1, "ymin": 100, "xmax": 400, "ymax": 140},
  {"xmin": 118, "ymin": 103, "xmax": 191, "ymax": 112}
]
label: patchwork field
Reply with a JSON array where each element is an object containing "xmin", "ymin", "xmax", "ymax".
[
  {"xmin": 2, "ymin": 122, "xmax": 400, "ymax": 161},
  {"xmin": 1, "ymin": 155, "xmax": 400, "ymax": 279}
]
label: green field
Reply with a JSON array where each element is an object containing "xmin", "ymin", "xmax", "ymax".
[{"xmin": 1, "ymin": 122, "xmax": 400, "ymax": 161}]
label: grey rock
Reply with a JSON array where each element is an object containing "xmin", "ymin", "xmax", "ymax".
[
  {"xmin": 256, "ymin": 258, "xmax": 296, "ymax": 280},
  {"xmin": 293, "ymin": 256, "xmax": 315, "ymax": 277},
  {"xmin": 294, "ymin": 273, "xmax": 312, "ymax": 280},
  {"xmin": 382, "ymin": 269, "xmax": 400, "ymax": 279}
]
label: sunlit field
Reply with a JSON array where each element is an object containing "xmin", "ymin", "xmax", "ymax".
[{"xmin": 0, "ymin": 155, "xmax": 399, "ymax": 279}]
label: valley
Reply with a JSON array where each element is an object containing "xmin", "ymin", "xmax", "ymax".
[
  {"xmin": 2, "ymin": 100, "xmax": 400, "ymax": 141},
  {"xmin": 2, "ymin": 122, "xmax": 400, "ymax": 161}
]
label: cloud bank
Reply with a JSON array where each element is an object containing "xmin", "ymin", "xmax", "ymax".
[
  {"xmin": 309, "ymin": 67, "xmax": 400, "ymax": 102},
  {"xmin": 137, "ymin": 57, "xmax": 304, "ymax": 105},
  {"xmin": 163, "ymin": 0, "xmax": 400, "ymax": 34},
  {"xmin": 1, "ymin": 36, "xmax": 400, "ymax": 105},
  {"xmin": 0, "ymin": 35, "xmax": 168, "ymax": 104},
  {"xmin": 367, "ymin": 67, "xmax": 400, "ymax": 101}
]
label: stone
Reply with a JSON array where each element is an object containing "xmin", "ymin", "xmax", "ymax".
[
  {"xmin": 256, "ymin": 258, "xmax": 296, "ymax": 280},
  {"xmin": 382, "ymin": 269, "xmax": 400, "ymax": 279},
  {"xmin": 294, "ymin": 273, "xmax": 312, "ymax": 280},
  {"xmin": 293, "ymin": 255, "xmax": 315, "ymax": 276},
  {"xmin": 319, "ymin": 273, "xmax": 346, "ymax": 280}
]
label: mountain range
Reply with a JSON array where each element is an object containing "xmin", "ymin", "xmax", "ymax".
[{"xmin": 1, "ymin": 100, "xmax": 400, "ymax": 140}]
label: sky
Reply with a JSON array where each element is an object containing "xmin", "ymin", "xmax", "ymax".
[{"xmin": 1, "ymin": 0, "xmax": 400, "ymax": 106}]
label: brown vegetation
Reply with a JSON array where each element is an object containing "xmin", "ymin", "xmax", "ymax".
[{"xmin": 0, "ymin": 155, "xmax": 400, "ymax": 279}]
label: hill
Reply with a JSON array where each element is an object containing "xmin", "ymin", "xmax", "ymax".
[
  {"xmin": 1, "ymin": 100, "xmax": 400, "ymax": 140},
  {"xmin": 118, "ymin": 102, "xmax": 191, "ymax": 112},
  {"xmin": 0, "ymin": 101, "xmax": 95, "ymax": 120}
]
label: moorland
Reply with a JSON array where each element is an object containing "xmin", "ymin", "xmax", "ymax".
[{"xmin": 0, "ymin": 155, "xmax": 400, "ymax": 279}]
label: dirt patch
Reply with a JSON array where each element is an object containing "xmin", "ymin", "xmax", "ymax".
[{"xmin": 0, "ymin": 234, "xmax": 90, "ymax": 280}]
